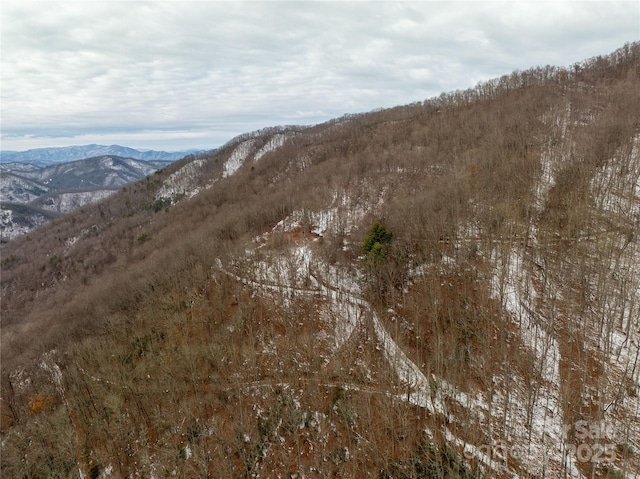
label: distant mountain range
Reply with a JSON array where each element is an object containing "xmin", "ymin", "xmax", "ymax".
[{"xmin": 0, "ymin": 144, "xmax": 201, "ymax": 166}]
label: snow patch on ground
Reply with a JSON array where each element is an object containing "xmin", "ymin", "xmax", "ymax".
[
  {"xmin": 156, "ymin": 159, "xmax": 208, "ymax": 202},
  {"xmin": 223, "ymin": 140, "xmax": 255, "ymax": 178},
  {"xmin": 490, "ymin": 248, "xmax": 580, "ymax": 478},
  {"xmin": 274, "ymin": 193, "xmax": 368, "ymax": 238},
  {"xmin": 534, "ymin": 151, "xmax": 556, "ymax": 212},
  {"xmin": 39, "ymin": 190, "xmax": 116, "ymax": 213},
  {"xmin": 254, "ymin": 134, "xmax": 287, "ymax": 161},
  {"xmin": 246, "ymin": 245, "xmax": 314, "ymax": 291},
  {"xmin": 0, "ymin": 207, "xmax": 50, "ymax": 241}
]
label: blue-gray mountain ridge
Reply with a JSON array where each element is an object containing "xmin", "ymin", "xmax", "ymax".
[{"xmin": 0, "ymin": 144, "xmax": 201, "ymax": 167}]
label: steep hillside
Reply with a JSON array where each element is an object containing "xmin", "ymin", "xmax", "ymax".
[{"xmin": 1, "ymin": 43, "xmax": 639, "ymax": 478}]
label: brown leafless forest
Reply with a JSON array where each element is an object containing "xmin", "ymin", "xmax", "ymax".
[{"xmin": 1, "ymin": 43, "xmax": 639, "ymax": 478}]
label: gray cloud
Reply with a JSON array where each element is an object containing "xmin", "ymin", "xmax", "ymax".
[{"xmin": 2, "ymin": 1, "xmax": 638, "ymax": 151}]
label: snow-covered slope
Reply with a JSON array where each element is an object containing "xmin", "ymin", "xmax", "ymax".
[
  {"xmin": 155, "ymin": 127, "xmax": 298, "ymax": 204},
  {"xmin": 0, "ymin": 204, "xmax": 57, "ymax": 242},
  {"xmin": 32, "ymin": 190, "xmax": 117, "ymax": 214}
]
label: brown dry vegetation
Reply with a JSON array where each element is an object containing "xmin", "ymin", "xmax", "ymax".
[{"xmin": 1, "ymin": 43, "xmax": 639, "ymax": 478}]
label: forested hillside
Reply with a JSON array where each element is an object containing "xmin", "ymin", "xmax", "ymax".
[{"xmin": 1, "ymin": 43, "xmax": 639, "ymax": 478}]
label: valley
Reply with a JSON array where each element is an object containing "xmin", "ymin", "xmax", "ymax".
[{"xmin": 0, "ymin": 155, "xmax": 179, "ymax": 241}]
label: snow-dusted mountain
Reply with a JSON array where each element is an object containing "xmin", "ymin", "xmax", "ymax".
[
  {"xmin": 0, "ymin": 155, "xmax": 173, "ymax": 241},
  {"xmin": 1, "ymin": 43, "xmax": 639, "ymax": 479},
  {"xmin": 0, "ymin": 144, "xmax": 199, "ymax": 167},
  {"xmin": 1, "ymin": 155, "xmax": 170, "ymax": 197},
  {"xmin": 0, "ymin": 204, "xmax": 58, "ymax": 242}
]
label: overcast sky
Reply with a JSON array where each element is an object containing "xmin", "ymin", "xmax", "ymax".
[{"xmin": 1, "ymin": 1, "xmax": 639, "ymax": 152}]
